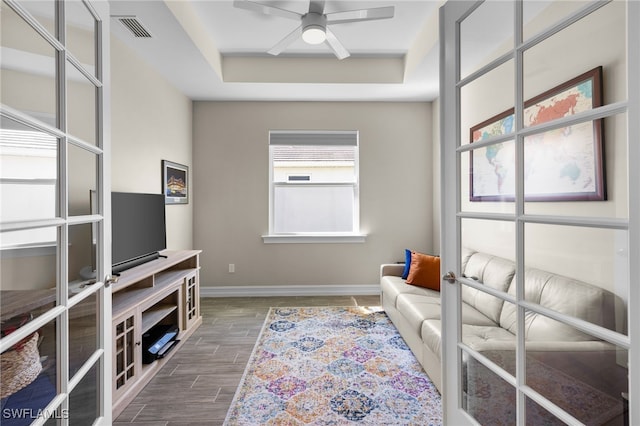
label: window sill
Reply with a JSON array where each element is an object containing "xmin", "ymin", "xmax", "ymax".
[{"xmin": 262, "ymin": 234, "xmax": 367, "ymax": 244}]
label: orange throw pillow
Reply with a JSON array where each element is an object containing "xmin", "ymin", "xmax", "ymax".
[{"xmin": 406, "ymin": 251, "xmax": 441, "ymax": 291}]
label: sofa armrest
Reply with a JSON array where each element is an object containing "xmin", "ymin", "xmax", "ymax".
[{"xmin": 380, "ymin": 263, "xmax": 405, "ymax": 279}]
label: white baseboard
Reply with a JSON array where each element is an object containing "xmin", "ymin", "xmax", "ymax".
[{"xmin": 200, "ymin": 284, "xmax": 380, "ymax": 298}]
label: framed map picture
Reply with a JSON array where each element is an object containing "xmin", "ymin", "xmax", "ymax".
[
  {"xmin": 470, "ymin": 66, "xmax": 605, "ymax": 202},
  {"xmin": 162, "ymin": 160, "xmax": 189, "ymax": 204}
]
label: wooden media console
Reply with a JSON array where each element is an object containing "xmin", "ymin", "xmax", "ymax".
[{"xmin": 111, "ymin": 250, "xmax": 202, "ymax": 418}]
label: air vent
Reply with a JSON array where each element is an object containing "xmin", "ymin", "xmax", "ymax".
[{"xmin": 114, "ymin": 16, "xmax": 152, "ymax": 38}]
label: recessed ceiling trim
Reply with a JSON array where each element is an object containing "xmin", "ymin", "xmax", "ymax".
[{"xmin": 222, "ymin": 56, "xmax": 405, "ymax": 84}]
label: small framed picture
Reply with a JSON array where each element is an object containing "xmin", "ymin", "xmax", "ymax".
[{"xmin": 162, "ymin": 160, "xmax": 189, "ymax": 204}]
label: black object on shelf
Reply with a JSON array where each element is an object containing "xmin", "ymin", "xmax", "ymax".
[{"xmin": 142, "ymin": 324, "xmax": 179, "ymax": 364}]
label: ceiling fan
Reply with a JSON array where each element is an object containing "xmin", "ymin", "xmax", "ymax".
[{"xmin": 233, "ymin": 0, "xmax": 395, "ymax": 60}]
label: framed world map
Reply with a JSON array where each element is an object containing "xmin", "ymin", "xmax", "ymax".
[{"xmin": 470, "ymin": 66, "xmax": 605, "ymax": 202}]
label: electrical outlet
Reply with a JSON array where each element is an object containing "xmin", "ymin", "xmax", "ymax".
[{"xmin": 228, "ymin": 263, "xmax": 235, "ymax": 273}]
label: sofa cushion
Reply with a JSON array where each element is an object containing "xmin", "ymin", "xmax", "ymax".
[
  {"xmin": 420, "ymin": 304, "xmax": 502, "ymax": 362},
  {"xmin": 381, "ymin": 275, "xmax": 440, "ymax": 307},
  {"xmin": 462, "ymin": 303, "xmax": 499, "ymax": 327},
  {"xmin": 500, "ymin": 268, "xmax": 617, "ymax": 341},
  {"xmin": 406, "ymin": 251, "xmax": 441, "ymax": 291},
  {"xmin": 396, "ymin": 293, "xmax": 441, "ymax": 334},
  {"xmin": 462, "ymin": 252, "xmax": 515, "ymax": 323},
  {"xmin": 421, "ymin": 320, "xmax": 442, "ymax": 361},
  {"xmin": 462, "ymin": 324, "xmax": 516, "ymax": 352},
  {"xmin": 461, "ymin": 247, "xmax": 475, "ymax": 271}
]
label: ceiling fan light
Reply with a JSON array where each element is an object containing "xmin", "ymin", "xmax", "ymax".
[{"xmin": 302, "ymin": 25, "xmax": 326, "ymax": 44}]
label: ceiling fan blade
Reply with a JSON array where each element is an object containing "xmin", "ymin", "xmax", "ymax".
[
  {"xmin": 326, "ymin": 6, "xmax": 395, "ymax": 25},
  {"xmin": 325, "ymin": 28, "xmax": 350, "ymax": 60},
  {"xmin": 308, "ymin": 0, "xmax": 325, "ymax": 14},
  {"xmin": 268, "ymin": 25, "xmax": 303, "ymax": 56},
  {"xmin": 233, "ymin": 0, "xmax": 302, "ymax": 21}
]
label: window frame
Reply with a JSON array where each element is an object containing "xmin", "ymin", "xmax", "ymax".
[{"xmin": 264, "ymin": 130, "xmax": 366, "ymax": 244}]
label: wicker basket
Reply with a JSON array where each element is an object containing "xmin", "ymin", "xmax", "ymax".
[{"xmin": 0, "ymin": 332, "xmax": 42, "ymax": 399}]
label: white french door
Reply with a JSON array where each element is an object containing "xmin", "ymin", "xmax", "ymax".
[
  {"xmin": 0, "ymin": 0, "xmax": 112, "ymax": 424},
  {"xmin": 440, "ymin": 0, "xmax": 638, "ymax": 425}
]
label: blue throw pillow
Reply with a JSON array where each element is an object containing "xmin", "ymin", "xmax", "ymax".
[{"xmin": 402, "ymin": 249, "xmax": 411, "ymax": 279}]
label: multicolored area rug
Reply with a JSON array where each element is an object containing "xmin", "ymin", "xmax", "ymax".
[{"xmin": 224, "ymin": 306, "xmax": 442, "ymax": 425}]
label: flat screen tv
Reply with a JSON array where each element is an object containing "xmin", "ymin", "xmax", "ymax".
[{"xmin": 111, "ymin": 192, "xmax": 166, "ymax": 274}]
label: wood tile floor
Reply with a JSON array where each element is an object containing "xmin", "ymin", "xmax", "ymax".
[{"xmin": 114, "ymin": 295, "xmax": 381, "ymax": 425}]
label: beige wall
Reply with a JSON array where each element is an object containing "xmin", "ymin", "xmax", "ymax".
[
  {"xmin": 111, "ymin": 37, "xmax": 193, "ymax": 251},
  {"xmin": 193, "ymin": 101, "xmax": 433, "ymax": 288}
]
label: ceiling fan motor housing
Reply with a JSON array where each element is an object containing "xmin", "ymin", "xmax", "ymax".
[{"xmin": 301, "ymin": 12, "xmax": 328, "ymax": 44}]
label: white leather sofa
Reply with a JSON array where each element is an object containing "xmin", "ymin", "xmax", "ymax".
[{"xmin": 380, "ymin": 248, "xmax": 625, "ymax": 393}]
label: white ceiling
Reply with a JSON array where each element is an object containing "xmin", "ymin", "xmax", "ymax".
[{"xmin": 109, "ymin": 0, "xmax": 443, "ymax": 102}]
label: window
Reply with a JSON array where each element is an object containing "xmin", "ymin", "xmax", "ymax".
[
  {"xmin": 0, "ymin": 118, "xmax": 58, "ymax": 249},
  {"xmin": 265, "ymin": 130, "xmax": 365, "ymax": 243}
]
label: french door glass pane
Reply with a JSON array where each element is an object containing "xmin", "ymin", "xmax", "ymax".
[
  {"xmin": 68, "ymin": 144, "xmax": 97, "ymax": 216},
  {"xmin": 463, "ymin": 352, "xmax": 516, "ymax": 425},
  {"xmin": 523, "ymin": 1, "xmax": 591, "ymax": 42},
  {"xmin": 69, "ymin": 292, "xmax": 98, "ymax": 378},
  {"xmin": 66, "ymin": 0, "xmax": 97, "ymax": 75},
  {"xmin": 524, "ymin": 223, "xmax": 628, "ymax": 336},
  {"xmin": 525, "ymin": 397, "xmax": 564, "ymax": 426},
  {"xmin": 459, "ymin": 0, "xmax": 514, "ymax": 80},
  {"xmin": 19, "ymin": 0, "xmax": 56, "ymax": 37},
  {"xmin": 1, "ymin": 117, "xmax": 59, "ymax": 222},
  {"xmin": 66, "ymin": 61, "xmax": 97, "ymax": 146},
  {"xmin": 1, "ymin": 2, "xmax": 57, "ymax": 127},
  {"xmin": 523, "ymin": 108, "xmax": 627, "ymax": 218},
  {"xmin": 523, "ymin": 1, "xmax": 627, "ymax": 106},
  {"xmin": 68, "ymin": 222, "xmax": 95, "ymax": 283},
  {"xmin": 0, "ymin": 228, "xmax": 58, "ymax": 327},
  {"xmin": 461, "ymin": 59, "xmax": 515, "ymax": 149},
  {"xmin": 522, "ymin": 120, "xmax": 606, "ymax": 203},
  {"xmin": 461, "ymin": 218, "xmax": 515, "ymax": 260},
  {"xmin": 461, "ymin": 146, "xmax": 515, "ymax": 213},
  {"xmin": 69, "ymin": 360, "xmax": 99, "ymax": 424},
  {"xmin": 461, "ymin": 236, "xmax": 517, "ymax": 379},
  {"xmin": 462, "ymin": 298, "xmax": 517, "ymax": 376},
  {"xmin": 0, "ymin": 317, "xmax": 58, "ymax": 421},
  {"xmin": 525, "ymin": 316, "xmax": 628, "ymax": 425}
]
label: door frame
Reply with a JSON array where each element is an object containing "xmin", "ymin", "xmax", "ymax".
[
  {"xmin": 439, "ymin": 1, "xmax": 639, "ymax": 424},
  {"xmin": 0, "ymin": 0, "xmax": 112, "ymax": 423},
  {"xmin": 440, "ymin": 2, "xmax": 474, "ymax": 423}
]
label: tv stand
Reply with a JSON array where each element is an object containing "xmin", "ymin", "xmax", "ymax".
[{"xmin": 111, "ymin": 250, "xmax": 202, "ymax": 418}]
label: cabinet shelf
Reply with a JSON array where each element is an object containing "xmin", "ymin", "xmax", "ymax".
[
  {"xmin": 111, "ymin": 250, "xmax": 202, "ymax": 419},
  {"xmin": 113, "ymin": 269, "xmax": 193, "ymax": 316},
  {"xmin": 141, "ymin": 304, "xmax": 178, "ymax": 334}
]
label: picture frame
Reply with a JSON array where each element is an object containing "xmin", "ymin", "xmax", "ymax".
[
  {"xmin": 469, "ymin": 66, "xmax": 605, "ymax": 202},
  {"xmin": 162, "ymin": 160, "xmax": 189, "ymax": 204}
]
